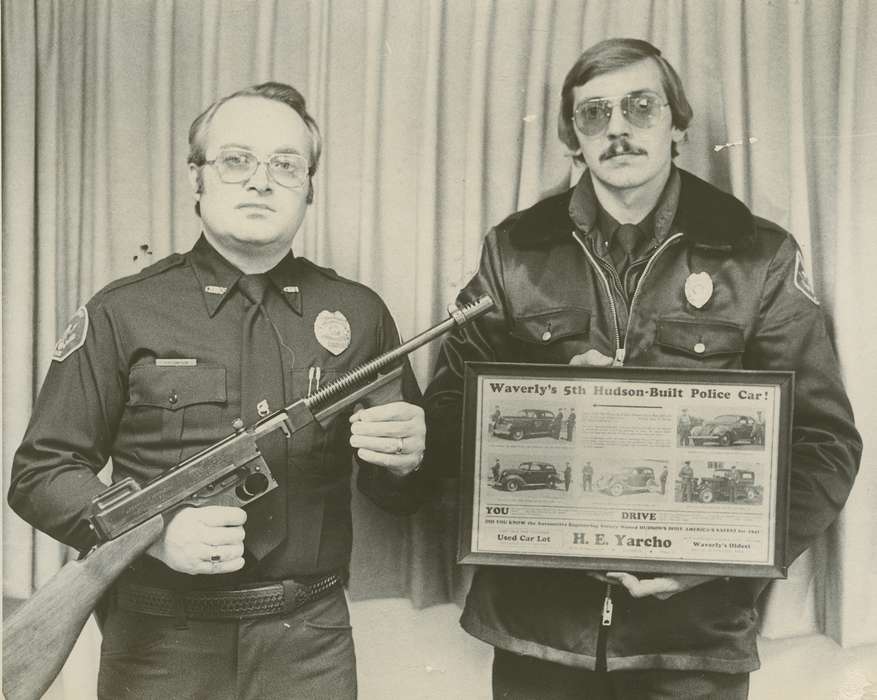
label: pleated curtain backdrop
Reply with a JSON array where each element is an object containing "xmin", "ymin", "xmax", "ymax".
[{"xmin": 3, "ymin": 0, "xmax": 876, "ymax": 657}]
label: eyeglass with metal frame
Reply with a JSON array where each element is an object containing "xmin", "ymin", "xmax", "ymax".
[
  {"xmin": 573, "ymin": 90, "xmax": 669, "ymax": 137},
  {"xmin": 204, "ymin": 148, "xmax": 311, "ymax": 190}
]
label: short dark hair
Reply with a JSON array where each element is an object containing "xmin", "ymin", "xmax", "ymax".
[
  {"xmin": 557, "ymin": 38, "xmax": 693, "ymax": 161},
  {"xmin": 188, "ymin": 82, "xmax": 322, "ymax": 209}
]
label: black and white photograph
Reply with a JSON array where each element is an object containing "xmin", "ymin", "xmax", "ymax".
[
  {"xmin": 488, "ymin": 404, "xmax": 578, "ymax": 444},
  {"xmin": 485, "ymin": 455, "xmax": 565, "ymax": 494},
  {"xmin": 3, "ymin": 2, "xmax": 876, "ymax": 699},
  {"xmin": 686, "ymin": 410, "xmax": 766, "ymax": 450},
  {"xmin": 594, "ymin": 458, "xmax": 667, "ymax": 500},
  {"xmin": 674, "ymin": 459, "xmax": 766, "ymax": 506}
]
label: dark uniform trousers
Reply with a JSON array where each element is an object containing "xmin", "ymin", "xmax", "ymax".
[
  {"xmin": 98, "ymin": 586, "xmax": 356, "ymax": 700},
  {"xmin": 492, "ymin": 649, "xmax": 749, "ymax": 700}
]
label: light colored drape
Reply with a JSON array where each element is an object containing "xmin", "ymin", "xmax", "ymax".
[{"xmin": 3, "ymin": 0, "xmax": 876, "ymax": 656}]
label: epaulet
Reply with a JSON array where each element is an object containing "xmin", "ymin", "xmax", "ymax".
[
  {"xmin": 296, "ymin": 256, "xmax": 340, "ymax": 280},
  {"xmin": 677, "ymin": 170, "xmax": 756, "ymax": 253},
  {"xmin": 296, "ymin": 256, "xmax": 386, "ymax": 302},
  {"xmin": 753, "ymin": 215, "xmax": 789, "ymax": 239},
  {"xmin": 98, "ymin": 254, "xmax": 187, "ymax": 296},
  {"xmin": 506, "ymin": 189, "xmax": 575, "ymax": 249}
]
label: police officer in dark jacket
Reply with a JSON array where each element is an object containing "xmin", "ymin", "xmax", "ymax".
[
  {"xmin": 9, "ymin": 83, "xmax": 426, "ymax": 699},
  {"xmin": 423, "ymin": 39, "xmax": 860, "ymax": 699}
]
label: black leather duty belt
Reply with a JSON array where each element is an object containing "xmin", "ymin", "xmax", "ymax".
[{"xmin": 115, "ymin": 574, "xmax": 342, "ymax": 620}]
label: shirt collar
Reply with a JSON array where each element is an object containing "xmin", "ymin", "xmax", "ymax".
[
  {"xmin": 188, "ymin": 234, "xmax": 303, "ymax": 317},
  {"xmin": 569, "ymin": 166, "xmax": 681, "ymax": 245}
]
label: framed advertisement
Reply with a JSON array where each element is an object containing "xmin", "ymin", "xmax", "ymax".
[{"xmin": 458, "ymin": 363, "xmax": 793, "ymax": 578}]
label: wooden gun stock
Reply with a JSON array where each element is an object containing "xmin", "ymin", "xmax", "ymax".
[{"xmin": 2, "ymin": 515, "xmax": 163, "ymax": 700}]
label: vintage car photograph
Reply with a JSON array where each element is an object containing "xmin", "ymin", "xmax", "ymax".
[
  {"xmin": 695, "ymin": 468, "xmax": 763, "ymax": 504},
  {"xmin": 596, "ymin": 465, "xmax": 661, "ymax": 497},
  {"xmin": 688, "ymin": 414, "xmax": 760, "ymax": 447},
  {"xmin": 495, "ymin": 461, "xmax": 560, "ymax": 491},
  {"xmin": 492, "ymin": 408, "xmax": 556, "ymax": 441}
]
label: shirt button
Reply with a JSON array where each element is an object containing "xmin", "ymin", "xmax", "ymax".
[
  {"xmin": 168, "ymin": 391, "xmax": 179, "ymax": 405},
  {"xmin": 542, "ymin": 330, "xmax": 552, "ymax": 342},
  {"xmin": 693, "ymin": 342, "xmax": 706, "ymax": 354}
]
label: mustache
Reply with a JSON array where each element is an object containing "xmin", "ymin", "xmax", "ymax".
[{"xmin": 600, "ymin": 139, "xmax": 647, "ymax": 161}]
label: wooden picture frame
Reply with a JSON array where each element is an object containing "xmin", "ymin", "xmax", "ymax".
[{"xmin": 458, "ymin": 363, "xmax": 793, "ymax": 578}]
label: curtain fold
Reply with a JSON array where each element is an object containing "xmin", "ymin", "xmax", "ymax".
[{"xmin": 3, "ymin": 0, "xmax": 875, "ymax": 656}]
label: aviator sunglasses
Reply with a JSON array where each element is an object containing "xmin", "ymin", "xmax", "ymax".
[{"xmin": 573, "ymin": 90, "xmax": 669, "ymax": 137}]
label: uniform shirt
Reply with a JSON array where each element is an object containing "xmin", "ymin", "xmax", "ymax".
[{"xmin": 9, "ymin": 235, "xmax": 423, "ymax": 589}]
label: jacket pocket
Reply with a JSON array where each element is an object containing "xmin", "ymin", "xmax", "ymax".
[
  {"xmin": 510, "ymin": 307, "xmax": 590, "ymax": 362},
  {"xmin": 126, "ymin": 364, "xmax": 228, "ymax": 466},
  {"xmin": 654, "ymin": 318, "xmax": 744, "ymax": 367}
]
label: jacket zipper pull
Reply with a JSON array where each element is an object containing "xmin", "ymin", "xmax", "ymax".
[
  {"xmin": 613, "ymin": 348, "xmax": 626, "ymax": 367},
  {"xmin": 314, "ymin": 366, "xmax": 322, "ymax": 392},
  {"xmin": 601, "ymin": 583, "xmax": 614, "ymax": 626}
]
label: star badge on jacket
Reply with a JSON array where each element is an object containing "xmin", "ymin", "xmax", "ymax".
[
  {"xmin": 52, "ymin": 306, "xmax": 89, "ymax": 362},
  {"xmin": 314, "ymin": 310, "xmax": 351, "ymax": 355},
  {"xmin": 684, "ymin": 272, "xmax": 713, "ymax": 309}
]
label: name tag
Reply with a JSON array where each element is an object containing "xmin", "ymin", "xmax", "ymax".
[{"xmin": 156, "ymin": 358, "xmax": 198, "ymax": 367}]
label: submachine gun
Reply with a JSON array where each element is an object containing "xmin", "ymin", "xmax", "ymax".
[{"xmin": 2, "ymin": 295, "xmax": 493, "ymax": 700}]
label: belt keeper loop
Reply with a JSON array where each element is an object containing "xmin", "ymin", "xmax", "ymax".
[
  {"xmin": 172, "ymin": 592, "xmax": 189, "ymax": 630},
  {"xmin": 282, "ymin": 579, "xmax": 302, "ymax": 611}
]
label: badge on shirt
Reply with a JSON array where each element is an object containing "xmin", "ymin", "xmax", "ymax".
[
  {"xmin": 794, "ymin": 250, "xmax": 820, "ymax": 305},
  {"xmin": 52, "ymin": 306, "xmax": 89, "ymax": 362},
  {"xmin": 314, "ymin": 310, "xmax": 351, "ymax": 356},
  {"xmin": 684, "ymin": 272, "xmax": 713, "ymax": 309}
]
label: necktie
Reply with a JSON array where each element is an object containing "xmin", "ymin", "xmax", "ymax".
[
  {"xmin": 237, "ymin": 274, "xmax": 288, "ymax": 560},
  {"xmin": 611, "ymin": 223, "xmax": 643, "ymax": 275}
]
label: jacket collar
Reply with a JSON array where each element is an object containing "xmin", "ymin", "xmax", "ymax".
[
  {"xmin": 188, "ymin": 234, "xmax": 304, "ymax": 317},
  {"xmin": 509, "ymin": 167, "xmax": 756, "ymax": 253},
  {"xmin": 673, "ymin": 169, "xmax": 756, "ymax": 252}
]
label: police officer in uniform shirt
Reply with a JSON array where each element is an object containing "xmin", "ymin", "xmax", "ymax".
[
  {"xmin": 8, "ymin": 83, "xmax": 426, "ymax": 699},
  {"xmin": 424, "ymin": 38, "xmax": 860, "ymax": 699}
]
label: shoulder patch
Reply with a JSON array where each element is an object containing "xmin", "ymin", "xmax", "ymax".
[
  {"xmin": 794, "ymin": 250, "xmax": 820, "ymax": 305},
  {"xmin": 53, "ymin": 306, "xmax": 89, "ymax": 362}
]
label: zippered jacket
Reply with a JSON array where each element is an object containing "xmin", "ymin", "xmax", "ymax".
[{"xmin": 423, "ymin": 168, "xmax": 861, "ymax": 672}]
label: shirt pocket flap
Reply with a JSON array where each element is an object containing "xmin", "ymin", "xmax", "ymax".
[
  {"xmin": 510, "ymin": 308, "xmax": 590, "ymax": 345},
  {"xmin": 656, "ymin": 319, "xmax": 744, "ymax": 358},
  {"xmin": 128, "ymin": 365, "xmax": 227, "ymax": 411}
]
